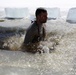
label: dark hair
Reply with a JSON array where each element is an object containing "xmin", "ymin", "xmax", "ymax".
[{"xmin": 35, "ymin": 8, "xmax": 47, "ymax": 17}]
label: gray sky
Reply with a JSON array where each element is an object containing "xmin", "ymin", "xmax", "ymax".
[{"xmin": 0, "ymin": 0, "xmax": 76, "ymax": 11}]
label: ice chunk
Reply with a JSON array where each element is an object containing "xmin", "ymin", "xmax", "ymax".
[
  {"xmin": 46, "ymin": 8, "xmax": 60, "ymax": 20},
  {"xmin": 66, "ymin": 8, "xmax": 76, "ymax": 23},
  {"xmin": 5, "ymin": 8, "xmax": 29, "ymax": 19}
]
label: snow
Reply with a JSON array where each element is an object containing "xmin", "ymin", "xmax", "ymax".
[{"xmin": 0, "ymin": 10, "xmax": 76, "ymax": 75}]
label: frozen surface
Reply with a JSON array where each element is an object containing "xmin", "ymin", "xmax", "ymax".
[{"xmin": 0, "ymin": 17, "xmax": 76, "ymax": 75}]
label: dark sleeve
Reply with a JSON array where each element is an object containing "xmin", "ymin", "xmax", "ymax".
[{"xmin": 24, "ymin": 27, "xmax": 37, "ymax": 44}]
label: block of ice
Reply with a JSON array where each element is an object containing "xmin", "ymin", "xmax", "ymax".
[
  {"xmin": 66, "ymin": 8, "xmax": 76, "ymax": 23},
  {"xmin": 5, "ymin": 8, "xmax": 29, "ymax": 19},
  {"xmin": 46, "ymin": 8, "xmax": 60, "ymax": 20}
]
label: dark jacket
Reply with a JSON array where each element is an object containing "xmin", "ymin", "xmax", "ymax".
[{"xmin": 24, "ymin": 21, "xmax": 46, "ymax": 45}]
